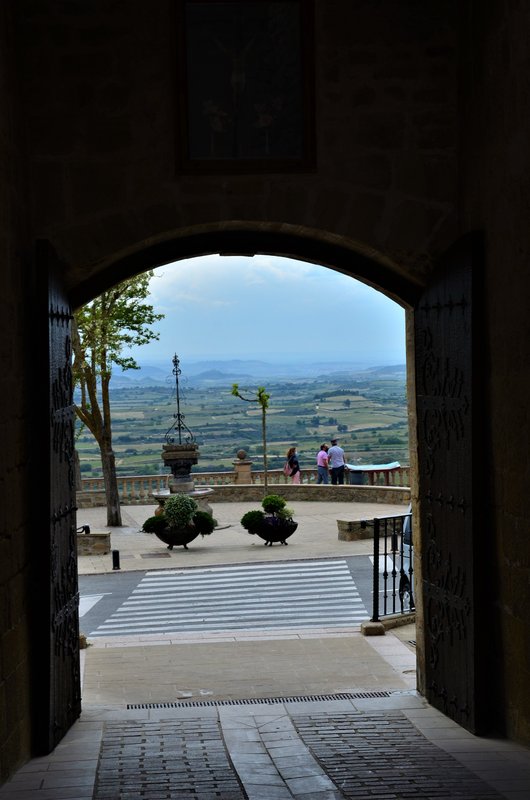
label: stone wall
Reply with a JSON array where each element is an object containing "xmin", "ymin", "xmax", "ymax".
[
  {"xmin": 206, "ymin": 484, "xmax": 410, "ymax": 505},
  {"xmin": 15, "ymin": 0, "xmax": 458, "ymax": 298},
  {"xmin": 460, "ymin": 1, "xmax": 530, "ymax": 744}
]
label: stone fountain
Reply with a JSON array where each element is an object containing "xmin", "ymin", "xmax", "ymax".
[{"xmin": 152, "ymin": 354, "xmax": 214, "ymax": 515}]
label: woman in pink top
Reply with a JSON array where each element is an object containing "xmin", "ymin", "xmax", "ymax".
[
  {"xmin": 286, "ymin": 446, "xmax": 301, "ymax": 484},
  {"xmin": 317, "ymin": 444, "xmax": 329, "ymax": 484}
]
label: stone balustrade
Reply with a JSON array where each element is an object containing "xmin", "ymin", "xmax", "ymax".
[{"xmin": 78, "ymin": 464, "xmax": 410, "ymax": 507}]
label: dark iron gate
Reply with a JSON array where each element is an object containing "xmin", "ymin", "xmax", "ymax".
[
  {"xmin": 414, "ymin": 232, "xmax": 486, "ymax": 733},
  {"xmin": 34, "ymin": 241, "xmax": 81, "ymax": 753}
]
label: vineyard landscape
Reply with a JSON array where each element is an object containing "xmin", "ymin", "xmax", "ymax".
[{"xmin": 75, "ymin": 360, "xmax": 409, "ymax": 479}]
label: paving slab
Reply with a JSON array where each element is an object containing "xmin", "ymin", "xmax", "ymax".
[{"xmin": 76, "ymin": 500, "xmax": 407, "ymax": 574}]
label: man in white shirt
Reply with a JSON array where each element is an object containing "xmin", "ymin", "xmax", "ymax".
[{"xmin": 327, "ymin": 437, "xmax": 347, "ymax": 485}]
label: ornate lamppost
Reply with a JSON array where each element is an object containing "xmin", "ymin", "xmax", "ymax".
[
  {"xmin": 162, "ymin": 354, "xmax": 199, "ymax": 493},
  {"xmin": 153, "ymin": 354, "xmax": 213, "ymax": 513}
]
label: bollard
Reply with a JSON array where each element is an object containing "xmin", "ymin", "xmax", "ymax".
[{"xmin": 112, "ymin": 549, "xmax": 120, "ymax": 570}]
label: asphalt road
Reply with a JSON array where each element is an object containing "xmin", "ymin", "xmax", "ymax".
[{"xmin": 79, "ymin": 555, "xmax": 376, "ymax": 638}]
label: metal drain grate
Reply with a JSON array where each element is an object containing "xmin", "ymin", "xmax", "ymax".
[
  {"xmin": 127, "ymin": 691, "xmax": 393, "ymax": 710},
  {"xmin": 140, "ymin": 552, "xmax": 172, "ymax": 558}
]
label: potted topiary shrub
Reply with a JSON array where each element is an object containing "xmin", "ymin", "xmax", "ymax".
[
  {"xmin": 142, "ymin": 494, "xmax": 217, "ymax": 550},
  {"xmin": 240, "ymin": 494, "xmax": 298, "ymax": 546}
]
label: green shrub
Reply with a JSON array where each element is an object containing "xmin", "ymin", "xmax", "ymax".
[
  {"xmin": 142, "ymin": 515, "xmax": 167, "ymax": 535},
  {"xmin": 261, "ymin": 494, "xmax": 286, "ymax": 514},
  {"xmin": 192, "ymin": 510, "xmax": 217, "ymax": 536},
  {"xmin": 241, "ymin": 509, "xmax": 265, "ymax": 534},
  {"xmin": 164, "ymin": 494, "xmax": 198, "ymax": 528},
  {"xmin": 261, "ymin": 494, "xmax": 293, "ymax": 520},
  {"xmin": 276, "ymin": 505, "xmax": 294, "ymax": 521}
]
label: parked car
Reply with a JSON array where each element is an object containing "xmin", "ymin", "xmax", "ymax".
[{"xmin": 398, "ymin": 505, "xmax": 415, "ymax": 612}]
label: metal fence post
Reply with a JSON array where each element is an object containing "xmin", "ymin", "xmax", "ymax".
[{"xmin": 371, "ymin": 518, "xmax": 380, "ymax": 622}]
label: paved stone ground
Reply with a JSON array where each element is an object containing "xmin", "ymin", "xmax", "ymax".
[
  {"xmin": 93, "ymin": 719, "xmax": 246, "ymax": 800},
  {"xmin": 291, "ymin": 710, "xmax": 502, "ymax": 799},
  {"xmin": 91, "ymin": 708, "xmax": 503, "ymax": 800}
]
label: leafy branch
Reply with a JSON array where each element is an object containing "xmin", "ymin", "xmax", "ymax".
[{"xmin": 231, "ymin": 384, "xmax": 270, "ymax": 494}]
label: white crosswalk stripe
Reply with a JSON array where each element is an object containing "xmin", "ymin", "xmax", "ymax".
[
  {"xmin": 79, "ymin": 593, "xmax": 110, "ymax": 617},
  {"xmin": 88, "ymin": 560, "xmax": 369, "ymax": 636}
]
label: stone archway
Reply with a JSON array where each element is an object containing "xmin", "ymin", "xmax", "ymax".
[
  {"xmin": 67, "ymin": 222, "xmax": 424, "ymax": 309},
  {"xmin": 39, "ymin": 216, "xmax": 488, "ymax": 754}
]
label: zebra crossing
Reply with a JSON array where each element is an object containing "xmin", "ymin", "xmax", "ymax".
[{"xmin": 87, "ymin": 559, "xmax": 369, "ymax": 637}]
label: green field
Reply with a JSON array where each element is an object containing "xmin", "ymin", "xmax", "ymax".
[{"xmin": 75, "ymin": 373, "xmax": 410, "ymax": 478}]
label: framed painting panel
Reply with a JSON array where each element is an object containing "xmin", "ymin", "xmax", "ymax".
[{"xmin": 176, "ymin": 0, "xmax": 315, "ymax": 173}]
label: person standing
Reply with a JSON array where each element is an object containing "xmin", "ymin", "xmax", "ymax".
[
  {"xmin": 316, "ymin": 443, "xmax": 329, "ymax": 484},
  {"xmin": 286, "ymin": 446, "xmax": 301, "ymax": 484},
  {"xmin": 328, "ymin": 436, "xmax": 347, "ymax": 485}
]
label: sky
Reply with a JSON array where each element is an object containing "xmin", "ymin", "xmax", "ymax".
[{"xmin": 126, "ymin": 254, "xmax": 406, "ymax": 367}]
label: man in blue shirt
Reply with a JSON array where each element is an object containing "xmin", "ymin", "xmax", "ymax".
[{"xmin": 327, "ymin": 437, "xmax": 347, "ymax": 485}]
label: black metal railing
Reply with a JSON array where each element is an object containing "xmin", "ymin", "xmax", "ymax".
[{"xmin": 371, "ymin": 511, "xmax": 414, "ymax": 621}]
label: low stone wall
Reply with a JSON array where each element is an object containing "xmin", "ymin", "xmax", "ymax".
[
  {"xmin": 76, "ymin": 483, "xmax": 410, "ymax": 508},
  {"xmin": 76, "ymin": 531, "xmax": 111, "ymax": 556},
  {"xmin": 207, "ymin": 484, "xmax": 411, "ymax": 505}
]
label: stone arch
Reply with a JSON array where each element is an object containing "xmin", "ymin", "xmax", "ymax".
[
  {"xmin": 65, "ymin": 220, "xmax": 424, "ymax": 698},
  {"xmin": 68, "ymin": 220, "xmax": 425, "ymax": 310},
  {"xmin": 65, "ymin": 223, "xmax": 485, "ymax": 735}
]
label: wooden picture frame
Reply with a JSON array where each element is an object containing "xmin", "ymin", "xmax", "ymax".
[{"xmin": 175, "ymin": 0, "xmax": 315, "ymax": 174}]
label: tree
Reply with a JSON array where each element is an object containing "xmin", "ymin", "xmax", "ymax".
[
  {"xmin": 231, "ymin": 384, "xmax": 270, "ymax": 494},
  {"xmin": 72, "ymin": 271, "xmax": 164, "ymax": 525}
]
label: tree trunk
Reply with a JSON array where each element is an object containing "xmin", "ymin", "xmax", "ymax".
[
  {"xmin": 100, "ymin": 435, "xmax": 122, "ymax": 526},
  {"xmin": 262, "ymin": 406, "xmax": 268, "ymax": 495}
]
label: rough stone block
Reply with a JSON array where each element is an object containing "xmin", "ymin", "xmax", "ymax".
[
  {"xmin": 76, "ymin": 532, "xmax": 111, "ymax": 556},
  {"xmin": 337, "ymin": 520, "xmax": 373, "ymax": 540},
  {"xmin": 361, "ymin": 621, "xmax": 386, "ymax": 636}
]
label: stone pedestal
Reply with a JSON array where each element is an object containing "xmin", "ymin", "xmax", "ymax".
[
  {"xmin": 152, "ymin": 487, "xmax": 214, "ymax": 516},
  {"xmin": 154, "ymin": 441, "xmax": 214, "ymax": 516},
  {"xmin": 162, "ymin": 443, "xmax": 199, "ymax": 493},
  {"xmin": 233, "ymin": 450, "xmax": 253, "ymax": 484}
]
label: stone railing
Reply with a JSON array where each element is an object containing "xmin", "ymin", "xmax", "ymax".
[
  {"xmin": 78, "ymin": 465, "xmax": 410, "ymax": 507},
  {"xmin": 193, "ymin": 465, "xmax": 410, "ymax": 487},
  {"xmin": 78, "ymin": 475, "xmax": 169, "ymax": 506}
]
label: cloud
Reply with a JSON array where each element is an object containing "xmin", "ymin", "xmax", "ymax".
[{"xmin": 133, "ymin": 254, "xmax": 406, "ymax": 363}]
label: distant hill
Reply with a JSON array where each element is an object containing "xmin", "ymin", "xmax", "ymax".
[
  {"xmin": 190, "ymin": 369, "xmax": 254, "ymax": 384},
  {"xmin": 184, "ymin": 359, "xmax": 279, "ymax": 376},
  {"xmin": 108, "ymin": 359, "xmax": 406, "ymax": 387},
  {"xmin": 363, "ymin": 364, "xmax": 406, "ymax": 376},
  {"xmin": 110, "ymin": 364, "xmax": 170, "ymax": 388}
]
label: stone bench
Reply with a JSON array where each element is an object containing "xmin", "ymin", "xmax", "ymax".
[
  {"xmin": 76, "ymin": 530, "xmax": 111, "ymax": 556},
  {"xmin": 337, "ymin": 519, "xmax": 374, "ymax": 541}
]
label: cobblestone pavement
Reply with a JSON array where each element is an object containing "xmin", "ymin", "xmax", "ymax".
[
  {"xmin": 91, "ymin": 707, "xmax": 503, "ymax": 800},
  {"xmin": 93, "ymin": 719, "xmax": 245, "ymax": 800},
  {"xmin": 291, "ymin": 710, "xmax": 502, "ymax": 799}
]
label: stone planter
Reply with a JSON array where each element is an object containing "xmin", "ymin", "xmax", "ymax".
[
  {"xmin": 255, "ymin": 517, "xmax": 298, "ymax": 546},
  {"xmin": 154, "ymin": 524, "xmax": 199, "ymax": 550}
]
